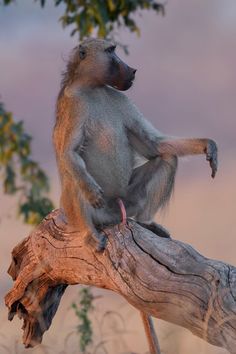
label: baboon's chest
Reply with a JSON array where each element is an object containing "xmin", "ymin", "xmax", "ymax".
[
  {"xmin": 82, "ymin": 99, "xmax": 133, "ymax": 196},
  {"xmin": 84, "ymin": 113, "xmax": 131, "ymax": 165},
  {"xmin": 88, "ymin": 119, "xmax": 125, "ymax": 152},
  {"xmin": 84, "ymin": 94, "xmax": 128, "ymax": 154}
]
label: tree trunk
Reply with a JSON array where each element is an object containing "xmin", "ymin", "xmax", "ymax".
[{"xmin": 5, "ymin": 209, "xmax": 236, "ymax": 353}]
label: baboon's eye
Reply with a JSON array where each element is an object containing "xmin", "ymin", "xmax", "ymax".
[
  {"xmin": 105, "ymin": 45, "xmax": 116, "ymax": 54},
  {"xmin": 79, "ymin": 46, "xmax": 86, "ymax": 60}
]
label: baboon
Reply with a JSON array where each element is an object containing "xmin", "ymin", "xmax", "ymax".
[
  {"xmin": 54, "ymin": 38, "xmax": 217, "ymax": 249},
  {"xmin": 53, "ymin": 38, "xmax": 217, "ymax": 354}
]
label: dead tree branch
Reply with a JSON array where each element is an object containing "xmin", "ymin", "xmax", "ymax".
[{"xmin": 5, "ymin": 209, "xmax": 236, "ymax": 353}]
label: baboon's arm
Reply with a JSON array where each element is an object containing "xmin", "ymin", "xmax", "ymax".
[
  {"xmin": 126, "ymin": 106, "xmax": 218, "ymax": 177},
  {"xmin": 60, "ymin": 129, "xmax": 104, "ymax": 207}
]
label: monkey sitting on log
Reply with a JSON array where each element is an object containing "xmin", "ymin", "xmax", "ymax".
[{"xmin": 54, "ymin": 38, "xmax": 217, "ymax": 251}]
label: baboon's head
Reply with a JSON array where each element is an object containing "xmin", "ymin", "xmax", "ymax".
[{"xmin": 66, "ymin": 38, "xmax": 136, "ymax": 91}]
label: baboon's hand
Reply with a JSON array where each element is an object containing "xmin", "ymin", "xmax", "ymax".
[
  {"xmin": 86, "ymin": 183, "xmax": 105, "ymax": 208},
  {"xmin": 205, "ymin": 139, "xmax": 218, "ymax": 178}
]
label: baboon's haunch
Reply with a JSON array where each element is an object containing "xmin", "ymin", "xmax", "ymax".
[{"xmin": 54, "ymin": 38, "xmax": 217, "ymax": 354}]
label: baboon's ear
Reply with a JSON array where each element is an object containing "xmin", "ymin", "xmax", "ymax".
[{"xmin": 79, "ymin": 45, "xmax": 86, "ymax": 60}]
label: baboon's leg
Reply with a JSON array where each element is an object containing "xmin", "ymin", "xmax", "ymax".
[
  {"xmin": 137, "ymin": 221, "xmax": 170, "ymax": 239},
  {"xmin": 125, "ymin": 155, "xmax": 177, "ymax": 229},
  {"xmin": 90, "ymin": 194, "xmax": 126, "ymax": 228},
  {"xmin": 61, "ymin": 183, "xmax": 107, "ymax": 251}
]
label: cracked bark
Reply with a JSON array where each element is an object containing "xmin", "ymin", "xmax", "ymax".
[{"xmin": 5, "ymin": 209, "xmax": 236, "ymax": 353}]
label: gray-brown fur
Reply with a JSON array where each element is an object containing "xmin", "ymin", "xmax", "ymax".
[
  {"xmin": 54, "ymin": 38, "xmax": 217, "ymax": 250},
  {"xmin": 53, "ymin": 38, "xmax": 218, "ymax": 354}
]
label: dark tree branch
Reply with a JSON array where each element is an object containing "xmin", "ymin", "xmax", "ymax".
[{"xmin": 5, "ymin": 209, "xmax": 236, "ymax": 353}]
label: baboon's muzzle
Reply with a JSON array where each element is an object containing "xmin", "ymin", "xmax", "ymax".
[{"xmin": 110, "ymin": 54, "xmax": 137, "ymax": 91}]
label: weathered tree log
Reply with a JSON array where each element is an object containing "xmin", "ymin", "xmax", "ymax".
[{"xmin": 5, "ymin": 209, "xmax": 236, "ymax": 353}]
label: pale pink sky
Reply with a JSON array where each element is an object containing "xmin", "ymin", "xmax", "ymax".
[{"xmin": 0, "ymin": 2, "xmax": 236, "ymax": 353}]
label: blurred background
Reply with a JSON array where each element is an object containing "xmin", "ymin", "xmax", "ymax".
[{"xmin": 0, "ymin": 0, "xmax": 235, "ymax": 353}]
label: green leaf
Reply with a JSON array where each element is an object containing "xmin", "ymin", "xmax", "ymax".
[
  {"xmin": 1, "ymin": 0, "xmax": 165, "ymax": 45},
  {"xmin": 0, "ymin": 103, "xmax": 54, "ymax": 225},
  {"xmin": 72, "ymin": 287, "xmax": 94, "ymax": 352}
]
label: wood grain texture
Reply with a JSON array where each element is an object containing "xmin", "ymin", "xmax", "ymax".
[{"xmin": 5, "ymin": 209, "xmax": 236, "ymax": 353}]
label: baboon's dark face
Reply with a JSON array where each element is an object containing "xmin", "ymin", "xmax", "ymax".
[
  {"xmin": 76, "ymin": 39, "xmax": 136, "ymax": 91},
  {"xmin": 105, "ymin": 45, "xmax": 137, "ymax": 91}
]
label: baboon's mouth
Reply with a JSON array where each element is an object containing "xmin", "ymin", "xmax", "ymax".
[
  {"xmin": 114, "ymin": 81, "xmax": 133, "ymax": 91},
  {"xmin": 112, "ymin": 76, "xmax": 134, "ymax": 91}
]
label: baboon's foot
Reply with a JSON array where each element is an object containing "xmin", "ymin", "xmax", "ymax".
[
  {"xmin": 137, "ymin": 221, "xmax": 171, "ymax": 239},
  {"xmin": 91, "ymin": 231, "xmax": 107, "ymax": 252}
]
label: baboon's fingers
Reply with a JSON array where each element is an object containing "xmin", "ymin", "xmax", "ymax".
[{"xmin": 205, "ymin": 139, "xmax": 218, "ymax": 178}]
